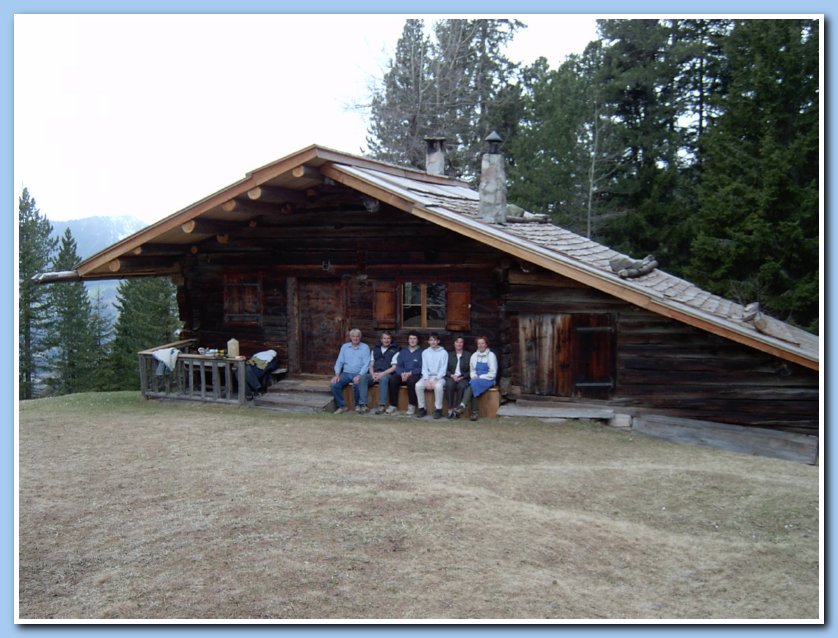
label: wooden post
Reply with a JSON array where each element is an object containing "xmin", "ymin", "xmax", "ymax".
[
  {"xmin": 223, "ymin": 362, "xmax": 232, "ymax": 400},
  {"xmin": 138, "ymin": 354, "xmax": 148, "ymax": 398},
  {"xmin": 200, "ymin": 361, "xmax": 208, "ymax": 399},
  {"xmin": 211, "ymin": 362, "xmax": 220, "ymax": 400},
  {"xmin": 287, "ymin": 276, "xmax": 301, "ymax": 374},
  {"xmin": 236, "ymin": 359, "xmax": 246, "ymax": 404}
]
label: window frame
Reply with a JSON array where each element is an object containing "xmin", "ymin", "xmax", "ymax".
[
  {"xmin": 401, "ymin": 282, "xmax": 447, "ymax": 330},
  {"xmin": 223, "ymin": 272, "xmax": 264, "ymax": 326}
]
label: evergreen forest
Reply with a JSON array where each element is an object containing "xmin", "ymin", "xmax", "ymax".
[{"xmin": 18, "ymin": 189, "xmax": 181, "ymax": 399}]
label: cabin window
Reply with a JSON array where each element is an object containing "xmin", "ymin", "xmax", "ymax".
[
  {"xmin": 402, "ymin": 282, "xmax": 446, "ymax": 329},
  {"xmin": 374, "ymin": 280, "xmax": 471, "ymax": 331},
  {"xmin": 224, "ymin": 273, "xmax": 263, "ymax": 325}
]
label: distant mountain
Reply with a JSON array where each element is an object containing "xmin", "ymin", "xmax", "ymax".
[
  {"xmin": 48, "ymin": 215, "xmax": 148, "ymax": 322},
  {"xmin": 50, "ymin": 215, "xmax": 146, "ymax": 261}
]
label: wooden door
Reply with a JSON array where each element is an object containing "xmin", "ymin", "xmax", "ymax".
[
  {"xmin": 571, "ymin": 314, "xmax": 615, "ymax": 399},
  {"xmin": 298, "ymin": 279, "xmax": 347, "ymax": 375},
  {"xmin": 518, "ymin": 313, "xmax": 572, "ymax": 396},
  {"xmin": 518, "ymin": 313, "xmax": 614, "ymax": 398}
]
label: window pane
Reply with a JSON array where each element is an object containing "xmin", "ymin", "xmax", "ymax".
[
  {"xmin": 426, "ymin": 306, "xmax": 446, "ymax": 328},
  {"xmin": 403, "ymin": 283, "xmax": 422, "ymax": 306},
  {"xmin": 403, "ymin": 305, "xmax": 422, "ymax": 327},
  {"xmin": 427, "ymin": 283, "xmax": 446, "ymax": 306}
]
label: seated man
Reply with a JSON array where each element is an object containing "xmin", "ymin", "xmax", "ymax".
[
  {"xmin": 387, "ymin": 332, "xmax": 423, "ymax": 416},
  {"xmin": 415, "ymin": 333, "xmax": 447, "ymax": 419},
  {"xmin": 330, "ymin": 328, "xmax": 371, "ymax": 414},
  {"xmin": 367, "ymin": 331, "xmax": 400, "ymax": 415}
]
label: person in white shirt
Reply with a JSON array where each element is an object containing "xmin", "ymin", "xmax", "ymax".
[{"xmin": 415, "ymin": 333, "xmax": 448, "ymax": 419}]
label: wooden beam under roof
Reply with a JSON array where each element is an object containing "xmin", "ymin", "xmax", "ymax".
[
  {"xmin": 247, "ymin": 185, "xmax": 309, "ymax": 205},
  {"xmin": 104, "ymin": 256, "xmax": 182, "ymax": 275},
  {"xmin": 289, "ymin": 164, "xmax": 323, "ymax": 187},
  {"xmin": 220, "ymin": 198, "xmax": 278, "ymax": 215},
  {"xmin": 138, "ymin": 242, "xmax": 201, "ymax": 256},
  {"xmin": 181, "ymin": 219, "xmax": 246, "ymax": 235}
]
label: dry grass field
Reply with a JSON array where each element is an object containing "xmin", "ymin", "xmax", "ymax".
[{"xmin": 17, "ymin": 392, "xmax": 821, "ymax": 621}]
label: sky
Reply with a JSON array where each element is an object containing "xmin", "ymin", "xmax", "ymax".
[{"xmin": 14, "ymin": 13, "xmax": 600, "ymax": 224}]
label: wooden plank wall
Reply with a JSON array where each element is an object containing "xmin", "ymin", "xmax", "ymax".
[
  {"xmin": 616, "ymin": 309, "xmax": 818, "ymax": 434},
  {"xmin": 505, "ymin": 272, "xmax": 819, "ymax": 435}
]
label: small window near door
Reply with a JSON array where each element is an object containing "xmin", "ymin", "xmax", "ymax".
[
  {"xmin": 402, "ymin": 282, "xmax": 446, "ymax": 329},
  {"xmin": 224, "ymin": 273, "xmax": 263, "ymax": 325}
]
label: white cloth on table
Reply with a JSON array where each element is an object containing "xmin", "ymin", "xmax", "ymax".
[{"xmin": 152, "ymin": 347, "xmax": 179, "ymax": 375}]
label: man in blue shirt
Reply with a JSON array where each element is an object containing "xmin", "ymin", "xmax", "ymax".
[
  {"xmin": 388, "ymin": 331, "xmax": 423, "ymax": 416},
  {"xmin": 330, "ymin": 328, "xmax": 372, "ymax": 414}
]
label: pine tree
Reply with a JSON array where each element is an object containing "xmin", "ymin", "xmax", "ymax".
[
  {"xmin": 430, "ymin": 18, "xmax": 523, "ymax": 180},
  {"xmin": 507, "ymin": 42, "xmax": 621, "ymax": 238},
  {"xmin": 687, "ymin": 19, "xmax": 819, "ymax": 331},
  {"xmin": 669, "ymin": 19, "xmax": 732, "ymax": 164},
  {"xmin": 103, "ymin": 277, "xmax": 182, "ymax": 390},
  {"xmin": 90, "ymin": 287, "xmax": 114, "ymax": 368},
  {"xmin": 44, "ymin": 228, "xmax": 98, "ymax": 395},
  {"xmin": 18, "ymin": 188, "xmax": 57, "ymax": 400},
  {"xmin": 595, "ymin": 19, "xmax": 687, "ymax": 266},
  {"xmin": 367, "ymin": 18, "xmax": 522, "ymax": 181},
  {"xmin": 366, "ymin": 19, "xmax": 433, "ymax": 169}
]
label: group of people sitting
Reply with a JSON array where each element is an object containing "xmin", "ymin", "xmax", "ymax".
[{"xmin": 330, "ymin": 329, "xmax": 498, "ymax": 421}]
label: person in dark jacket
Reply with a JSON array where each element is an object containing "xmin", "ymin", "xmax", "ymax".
[
  {"xmin": 366, "ymin": 331, "xmax": 400, "ymax": 415},
  {"xmin": 387, "ymin": 331, "xmax": 423, "ymax": 416},
  {"xmin": 444, "ymin": 336, "xmax": 471, "ymax": 419}
]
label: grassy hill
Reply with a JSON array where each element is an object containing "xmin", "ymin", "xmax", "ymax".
[{"xmin": 18, "ymin": 392, "xmax": 821, "ymax": 621}]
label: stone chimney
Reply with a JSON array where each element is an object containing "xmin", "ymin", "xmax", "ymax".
[
  {"xmin": 478, "ymin": 131, "xmax": 508, "ymax": 224},
  {"xmin": 424, "ymin": 136, "xmax": 446, "ymax": 176}
]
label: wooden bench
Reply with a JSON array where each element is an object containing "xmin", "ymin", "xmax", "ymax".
[{"xmin": 341, "ymin": 383, "xmax": 499, "ymax": 418}]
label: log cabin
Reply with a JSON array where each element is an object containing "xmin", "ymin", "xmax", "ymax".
[{"xmin": 37, "ymin": 138, "xmax": 820, "ymax": 439}]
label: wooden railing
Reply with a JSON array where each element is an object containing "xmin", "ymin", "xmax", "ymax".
[{"xmin": 138, "ymin": 339, "xmax": 247, "ymax": 405}]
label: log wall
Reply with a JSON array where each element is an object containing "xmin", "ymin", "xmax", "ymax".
[
  {"xmin": 504, "ymin": 272, "xmax": 819, "ymax": 434},
  {"xmin": 174, "ymin": 203, "xmax": 817, "ymax": 435},
  {"xmin": 179, "ymin": 206, "xmax": 506, "ymax": 374}
]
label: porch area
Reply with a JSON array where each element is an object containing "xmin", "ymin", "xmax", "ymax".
[
  {"xmin": 138, "ymin": 339, "xmax": 248, "ymax": 405},
  {"xmin": 137, "ymin": 340, "xmax": 500, "ymax": 417}
]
